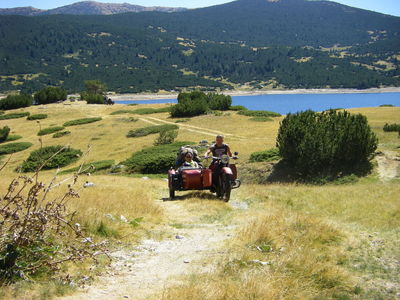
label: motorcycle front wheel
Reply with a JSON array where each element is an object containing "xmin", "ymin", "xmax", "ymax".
[{"xmin": 221, "ymin": 173, "xmax": 232, "ymax": 202}]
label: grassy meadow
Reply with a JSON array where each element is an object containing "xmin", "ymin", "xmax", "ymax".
[{"xmin": 0, "ymin": 101, "xmax": 399, "ymax": 299}]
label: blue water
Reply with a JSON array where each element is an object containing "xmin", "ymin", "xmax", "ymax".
[{"xmin": 117, "ymin": 92, "xmax": 400, "ymax": 115}]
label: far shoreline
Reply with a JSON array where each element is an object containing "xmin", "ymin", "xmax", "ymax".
[{"xmin": 107, "ymin": 87, "xmax": 400, "ymax": 102}]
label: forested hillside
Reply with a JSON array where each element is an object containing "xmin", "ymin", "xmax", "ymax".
[{"xmin": 0, "ymin": 0, "xmax": 399, "ymax": 93}]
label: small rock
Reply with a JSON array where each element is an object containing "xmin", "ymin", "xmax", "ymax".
[
  {"xmin": 183, "ymin": 260, "xmax": 190, "ymax": 264},
  {"xmin": 123, "ymin": 296, "xmax": 129, "ymax": 299},
  {"xmin": 83, "ymin": 181, "xmax": 95, "ymax": 188},
  {"xmin": 120, "ymin": 215, "xmax": 128, "ymax": 223},
  {"xmin": 142, "ymin": 176, "xmax": 149, "ymax": 180},
  {"xmin": 175, "ymin": 235, "xmax": 185, "ymax": 240},
  {"xmin": 105, "ymin": 213, "xmax": 115, "ymax": 221},
  {"xmin": 250, "ymin": 259, "xmax": 271, "ymax": 266}
]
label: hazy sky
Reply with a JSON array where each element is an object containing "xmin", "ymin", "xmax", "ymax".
[{"xmin": 1, "ymin": 0, "xmax": 399, "ymax": 16}]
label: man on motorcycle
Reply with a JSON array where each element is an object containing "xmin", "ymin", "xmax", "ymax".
[{"xmin": 204, "ymin": 135, "xmax": 232, "ymax": 158}]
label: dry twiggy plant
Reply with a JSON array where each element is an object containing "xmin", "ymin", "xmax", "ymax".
[{"xmin": 0, "ymin": 147, "xmax": 109, "ymax": 284}]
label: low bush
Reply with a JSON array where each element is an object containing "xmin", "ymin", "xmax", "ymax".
[
  {"xmin": 0, "ymin": 112, "xmax": 30, "ymax": 120},
  {"xmin": 5, "ymin": 135, "xmax": 22, "ymax": 142},
  {"xmin": 238, "ymin": 110, "xmax": 281, "ymax": 117},
  {"xmin": 249, "ymin": 116, "xmax": 273, "ymax": 122},
  {"xmin": 0, "ymin": 110, "xmax": 4, "ymax": 115},
  {"xmin": 0, "ymin": 126, "xmax": 10, "ymax": 142},
  {"xmin": 250, "ymin": 148, "xmax": 281, "ymax": 162},
  {"xmin": 154, "ymin": 130, "xmax": 178, "ymax": 145},
  {"xmin": 0, "ymin": 94, "xmax": 33, "ymax": 110},
  {"xmin": 81, "ymin": 92, "xmax": 106, "ymax": 104},
  {"xmin": 379, "ymin": 104, "xmax": 394, "ymax": 107},
  {"xmin": 52, "ymin": 131, "xmax": 71, "ymax": 138},
  {"xmin": 60, "ymin": 160, "xmax": 115, "ymax": 174},
  {"xmin": 63, "ymin": 117, "xmax": 102, "ymax": 127},
  {"xmin": 0, "ymin": 142, "xmax": 33, "ymax": 155},
  {"xmin": 111, "ymin": 107, "xmax": 171, "ymax": 115},
  {"xmin": 123, "ymin": 141, "xmax": 194, "ymax": 174},
  {"xmin": 230, "ymin": 105, "xmax": 248, "ymax": 111},
  {"xmin": 37, "ymin": 126, "xmax": 65, "ymax": 136},
  {"xmin": 127, "ymin": 124, "xmax": 178, "ymax": 138},
  {"xmin": 383, "ymin": 123, "xmax": 400, "ymax": 132},
  {"xmin": 276, "ymin": 110, "xmax": 377, "ymax": 179},
  {"xmin": 27, "ymin": 114, "xmax": 48, "ymax": 120},
  {"xmin": 19, "ymin": 145, "xmax": 82, "ymax": 172},
  {"xmin": 175, "ymin": 118, "xmax": 190, "ymax": 123},
  {"xmin": 34, "ymin": 86, "xmax": 67, "ymax": 104}
]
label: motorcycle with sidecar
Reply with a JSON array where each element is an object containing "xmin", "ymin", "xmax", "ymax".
[{"xmin": 167, "ymin": 153, "xmax": 241, "ymax": 201}]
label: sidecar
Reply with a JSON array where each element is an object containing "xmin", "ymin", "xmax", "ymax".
[{"xmin": 168, "ymin": 167, "xmax": 212, "ymax": 199}]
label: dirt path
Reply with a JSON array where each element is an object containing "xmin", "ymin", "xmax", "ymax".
[
  {"xmin": 144, "ymin": 116, "xmax": 246, "ymax": 139},
  {"xmin": 61, "ymin": 196, "xmax": 237, "ymax": 300},
  {"xmin": 376, "ymin": 151, "xmax": 400, "ymax": 181}
]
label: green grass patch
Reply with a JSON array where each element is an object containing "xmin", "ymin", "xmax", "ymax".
[
  {"xmin": 52, "ymin": 131, "xmax": 71, "ymax": 138},
  {"xmin": 19, "ymin": 145, "xmax": 82, "ymax": 172},
  {"xmin": 379, "ymin": 104, "xmax": 394, "ymax": 107},
  {"xmin": 0, "ymin": 112, "xmax": 30, "ymax": 120},
  {"xmin": 123, "ymin": 141, "xmax": 194, "ymax": 173},
  {"xmin": 230, "ymin": 105, "xmax": 248, "ymax": 111},
  {"xmin": 5, "ymin": 135, "xmax": 22, "ymax": 142},
  {"xmin": 27, "ymin": 114, "xmax": 48, "ymax": 120},
  {"xmin": 249, "ymin": 116, "xmax": 273, "ymax": 122},
  {"xmin": 249, "ymin": 148, "xmax": 281, "ymax": 162},
  {"xmin": 38, "ymin": 126, "xmax": 65, "ymax": 136},
  {"xmin": 127, "ymin": 124, "xmax": 178, "ymax": 138},
  {"xmin": 175, "ymin": 118, "xmax": 190, "ymax": 123},
  {"xmin": 60, "ymin": 160, "xmax": 115, "ymax": 174},
  {"xmin": 63, "ymin": 117, "xmax": 102, "ymax": 127},
  {"xmin": 0, "ymin": 142, "xmax": 33, "ymax": 155},
  {"xmin": 238, "ymin": 110, "xmax": 281, "ymax": 117},
  {"xmin": 111, "ymin": 107, "xmax": 171, "ymax": 115}
]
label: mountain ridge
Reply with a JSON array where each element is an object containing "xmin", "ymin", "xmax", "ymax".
[{"xmin": 0, "ymin": 1, "xmax": 187, "ymax": 16}]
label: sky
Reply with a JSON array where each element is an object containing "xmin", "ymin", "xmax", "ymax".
[{"xmin": 1, "ymin": 0, "xmax": 399, "ymax": 16}]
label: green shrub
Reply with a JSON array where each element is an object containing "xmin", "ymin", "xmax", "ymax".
[
  {"xmin": 238, "ymin": 110, "xmax": 281, "ymax": 117},
  {"xmin": 60, "ymin": 160, "xmax": 114, "ymax": 174},
  {"xmin": 250, "ymin": 148, "xmax": 281, "ymax": 162},
  {"xmin": 0, "ymin": 112, "xmax": 30, "ymax": 120},
  {"xmin": 37, "ymin": 126, "xmax": 65, "ymax": 136},
  {"xmin": 0, "ymin": 126, "xmax": 10, "ymax": 142},
  {"xmin": 63, "ymin": 117, "xmax": 102, "ymax": 127},
  {"xmin": 0, "ymin": 94, "xmax": 33, "ymax": 110},
  {"xmin": 34, "ymin": 86, "xmax": 67, "ymax": 104},
  {"xmin": 52, "ymin": 131, "xmax": 71, "ymax": 138},
  {"xmin": 5, "ymin": 135, "xmax": 22, "ymax": 142},
  {"xmin": 0, "ymin": 110, "xmax": 4, "ymax": 115},
  {"xmin": 170, "ymin": 91, "xmax": 231, "ymax": 118},
  {"xmin": 0, "ymin": 142, "xmax": 33, "ymax": 155},
  {"xmin": 81, "ymin": 92, "xmax": 106, "ymax": 104},
  {"xmin": 123, "ymin": 141, "xmax": 194, "ymax": 174},
  {"xmin": 230, "ymin": 105, "xmax": 248, "ymax": 111},
  {"xmin": 276, "ymin": 110, "xmax": 378, "ymax": 179},
  {"xmin": 383, "ymin": 123, "xmax": 400, "ymax": 132},
  {"xmin": 249, "ymin": 116, "xmax": 273, "ymax": 122},
  {"xmin": 127, "ymin": 124, "xmax": 178, "ymax": 138},
  {"xmin": 20, "ymin": 145, "xmax": 82, "ymax": 172},
  {"xmin": 154, "ymin": 130, "xmax": 178, "ymax": 146},
  {"xmin": 379, "ymin": 104, "xmax": 394, "ymax": 107},
  {"xmin": 27, "ymin": 114, "xmax": 48, "ymax": 120},
  {"xmin": 175, "ymin": 118, "xmax": 190, "ymax": 123}
]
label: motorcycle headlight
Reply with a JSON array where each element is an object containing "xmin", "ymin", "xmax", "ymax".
[{"xmin": 221, "ymin": 155, "xmax": 230, "ymax": 164}]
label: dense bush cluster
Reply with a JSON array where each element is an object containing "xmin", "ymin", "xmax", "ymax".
[
  {"xmin": 170, "ymin": 91, "xmax": 232, "ymax": 117},
  {"xmin": 0, "ymin": 126, "xmax": 10, "ymax": 142},
  {"xmin": 127, "ymin": 124, "xmax": 178, "ymax": 138},
  {"xmin": 27, "ymin": 113, "xmax": 48, "ymax": 120},
  {"xmin": 20, "ymin": 145, "xmax": 82, "ymax": 172},
  {"xmin": 0, "ymin": 142, "xmax": 33, "ymax": 155},
  {"xmin": 37, "ymin": 126, "xmax": 65, "ymax": 136},
  {"xmin": 123, "ymin": 142, "xmax": 194, "ymax": 174},
  {"xmin": 250, "ymin": 148, "xmax": 281, "ymax": 162},
  {"xmin": 63, "ymin": 117, "xmax": 102, "ymax": 127},
  {"xmin": 238, "ymin": 110, "xmax": 281, "ymax": 117},
  {"xmin": 383, "ymin": 123, "xmax": 400, "ymax": 132},
  {"xmin": 0, "ymin": 94, "xmax": 33, "ymax": 110},
  {"xmin": 276, "ymin": 110, "xmax": 378, "ymax": 178},
  {"xmin": 0, "ymin": 112, "xmax": 30, "ymax": 120},
  {"xmin": 81, "ymin": 92, "xmax": 107, "ymax": 104},
  {"xmin": 34, "ymin": 86, "xmax": 67, "ymax": 104}
]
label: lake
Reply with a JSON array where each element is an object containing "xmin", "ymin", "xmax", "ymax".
[{"xmin": 117, "ymin": 92, "xmax": 400, "ymax": 115}]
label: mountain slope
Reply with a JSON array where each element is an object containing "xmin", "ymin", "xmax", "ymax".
[
  {"xmin": 0, "ymin": 0, "xmax": 399, "ymax": 93},
  {"xmin": 0, "ymin": 1, "xmax": 186, "ymax": 16}
]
